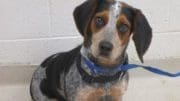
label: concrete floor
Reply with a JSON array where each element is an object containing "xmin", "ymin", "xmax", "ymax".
[{"xmin": 0, "ymin": 59, "xmax": 180, "ymax": 101}]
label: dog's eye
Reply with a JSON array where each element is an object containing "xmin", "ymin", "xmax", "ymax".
[
  {"xmin": 118, "ymin": 24, "xmax": 129, "ymax": 33},
  {"xmin": 95, "ymin": 17, "xmax": 105, "ymax": 28}
]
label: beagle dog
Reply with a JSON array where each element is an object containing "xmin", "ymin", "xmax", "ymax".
[{"xmin": 30, "ymin": 0, "xmax": 152, "ymax": 101}]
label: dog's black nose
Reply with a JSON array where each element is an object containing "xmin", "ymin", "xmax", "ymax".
[{"xmin": 99, "ymin": 41, "xmax": 113, "ymax": 55}]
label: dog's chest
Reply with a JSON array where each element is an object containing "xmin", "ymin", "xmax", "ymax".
[
  {"xmin": 75, "ymin": 83, "xmax": 124, "ymax": 101},
  {"xmin": 64, "ymin": 63, "xmax": 127, "ymax": 101}
]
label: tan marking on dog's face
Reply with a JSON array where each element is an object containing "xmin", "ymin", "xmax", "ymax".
[
  {"xmin": 88, "ymin": 1, "xmax": 132, "ymax": 67},
  {"xmin": 117, "ymin": 14, "xmax": 131, "ymax": 45},
  {"xmin": 91, "ymin": 11, "xmax": 109, "ymax": 33}
]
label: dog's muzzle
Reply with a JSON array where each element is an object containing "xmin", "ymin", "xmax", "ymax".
[{"xmin": 99, "ymin": 41, "xmax": 113, "ymax": 57}]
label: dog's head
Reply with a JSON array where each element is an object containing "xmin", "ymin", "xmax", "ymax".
[{"xmin": 74, "ymin": 0, "xmax": 152, "ymax": 67}]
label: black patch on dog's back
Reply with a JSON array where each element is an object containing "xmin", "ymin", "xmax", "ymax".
[{"xmin": 40, "ymin": 45, "xmax": 81, "ymax": 100}]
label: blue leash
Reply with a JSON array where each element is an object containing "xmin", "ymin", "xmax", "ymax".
[
  {"xmin": 83, "ymin": 57, "xmax": 180, "ymax": 77},
  {"xmin": 121, "ymin": 64, "xmax": 180, "ymax": 77}
]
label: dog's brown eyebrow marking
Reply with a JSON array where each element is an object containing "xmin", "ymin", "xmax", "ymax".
[{"xmin": 117, "ymin": 14, "xmax": 131, "ymax": 27}]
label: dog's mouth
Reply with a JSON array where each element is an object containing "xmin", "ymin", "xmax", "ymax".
[{"xmin": 88, "ymin": 53, "xmax": 120, "ymax": 68}]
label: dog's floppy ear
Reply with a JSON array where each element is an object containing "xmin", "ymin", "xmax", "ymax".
[
  {"xmin": 73, "ymin": 0, "xmax": 100, "ymax": 36},
  {"xmin": 132, "ymin": 9, "xmax": 152, "ymax": 63}
]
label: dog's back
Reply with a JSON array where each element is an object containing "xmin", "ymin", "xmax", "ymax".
[{"xmin": 30, "ymin": 46, "xmax": 81, "ymax": 101}]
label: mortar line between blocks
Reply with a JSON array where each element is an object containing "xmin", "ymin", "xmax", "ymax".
[{"xmin": 0, "ymin": 36, "xmax": 82, "ymax": 42}]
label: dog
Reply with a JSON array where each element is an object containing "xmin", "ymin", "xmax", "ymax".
[{"xmin": 30, "ymin": 0, "xmax": 152, "ymax": 101}]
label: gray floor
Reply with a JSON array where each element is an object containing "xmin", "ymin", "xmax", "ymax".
[{"xmin": 0, "ymin": 58, "xmax": 180, "ymax": 101}]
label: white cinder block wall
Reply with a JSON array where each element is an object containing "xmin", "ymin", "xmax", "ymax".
[{"xmin": 0, "ymin": 0, "xmax": 180, "ymax": 66}]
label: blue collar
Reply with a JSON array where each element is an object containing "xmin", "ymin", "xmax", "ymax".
[
  {"xmin": 83, "ymin": 57, "xmax": 123, "ymax": 75},
  {"xmin": 77, "ymin": 55, "xmax": 125, "ymax": 84},
  {"xmin": 83, "ymin": 56, "xmax": 180, "ymax": 77}
]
